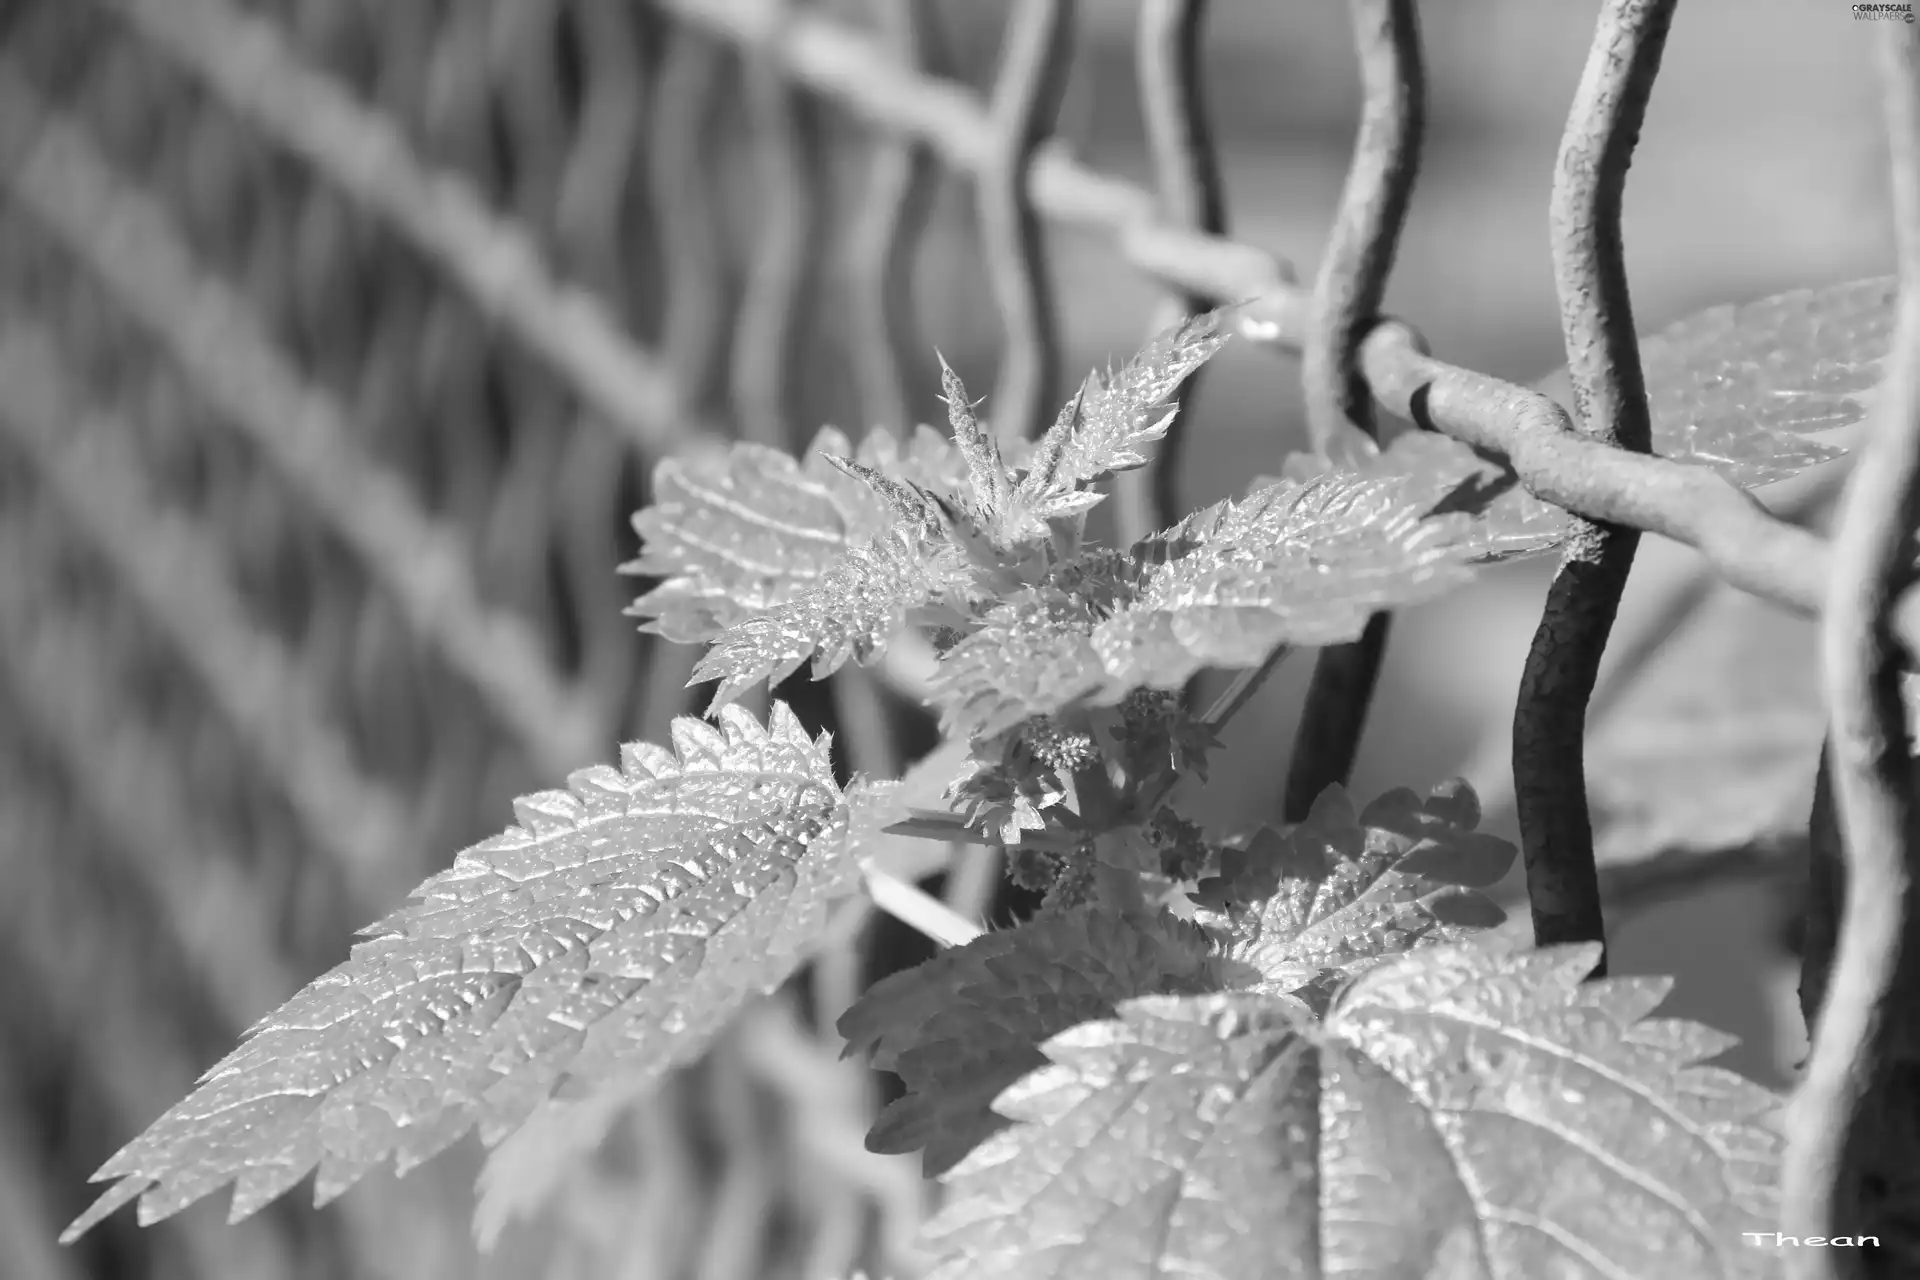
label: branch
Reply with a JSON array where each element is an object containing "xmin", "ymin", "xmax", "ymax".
[
  {"xmin": 1784, "ymin": 23, "xmax": 1920, "ymax": 1275},
  {"xmin": 1285, "ymin": 0, "xmax": 1423, "ymax": 821},
  {"xmin": 1514, "ymin": 0, "xmax": 1676, "ymax": 972}
]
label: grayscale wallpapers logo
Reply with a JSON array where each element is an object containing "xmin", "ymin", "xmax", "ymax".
[{"xmin": 1855, "ymin": 2, "xmax": 1917, "ymax": 21}]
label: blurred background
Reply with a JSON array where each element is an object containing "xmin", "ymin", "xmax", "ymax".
[{"xmin": 0, "ymin": 1, "xmax": 1887, "ymax": 1277}]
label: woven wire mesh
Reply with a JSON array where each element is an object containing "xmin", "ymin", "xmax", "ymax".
[{"xmin": 0, "ymin": 0, "xmax": 1549, "ymax": 1277}]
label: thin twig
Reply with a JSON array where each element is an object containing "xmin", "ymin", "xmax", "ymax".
[
  {"xmin": 1114, "ymin": 0, "xmax": 1225, "ymax": 542},
  {"xmin": 977, "ymin": 0, "xmax": 1075, "ymax": 442},
  {"xmin": 1284, "ymin": 0, "xmax": 1423, "ymax": 822},
  {"xmin": 1515, "ymin": 0, "xmax": 1675, "ymax": 971},
  {"xmin": 1784, "ymin": 23, "xmax": 1920, "ymax": 1274}
]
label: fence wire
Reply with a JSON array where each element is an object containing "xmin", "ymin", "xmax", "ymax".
[{"xmin": 0, "ymin": 1, "xmax": 1897, "ymax": 1278}]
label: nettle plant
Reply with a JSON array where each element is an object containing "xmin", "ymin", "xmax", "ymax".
[{"xmin": 59, "ymin": 285, "xmax": 1894, "ymax": 1277}]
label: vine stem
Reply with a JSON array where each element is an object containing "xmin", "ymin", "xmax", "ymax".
[
  {"xmin": 1284, "ymin": 0, "xmax": 1423, "ymax": 822},
  {"xmin": 1516, "ymin": 0, "xmax": 1675, "ymax": 974},
  {"xmin": 1783, "ymin": 23, "xmax": 1920, "ymax": 1275}
]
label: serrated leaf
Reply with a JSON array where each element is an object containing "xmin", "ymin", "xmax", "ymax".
[
  {"xmin": 1193, "ymin": 781, "xmax": 1516, "ymax": 1014},
  {"xmin": 1285, "ymin": 276, "xmax": 1887, "ymax": 560},
  {"xmin": 837, "ymin": 905, "xmax": 1213, "ymax": 1176},
  {"xmin": 693, "ymin": 525, "xmax": 976, "ymax": 710},
  {"xmin": 939, "ymin": 355, "xmax": 1015, "ymax": 520},
  {"xmin": 924, "ymin": 943, "xmax": 1782, "ymax": 1280},
  {"xmin": 63, "ymin": 703, "xmax": 891, "ymax": 1241},
  {"xmin": 1019, "ymin": 311, "xmax": 1230, "ymax": 517},
  {"xmin": 623, "ymin": 429, "xmax": 883, "ymax": 643},
  {"xmin": 933, "ymin": 472, "xmax": 1478, "ymax": 737},
  {"xmin": 625, "ymin": 425, "xmax": 972, "ymax": 644}
]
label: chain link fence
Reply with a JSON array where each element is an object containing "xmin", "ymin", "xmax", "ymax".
[{"xmin": 0, "ymin": 1, "xmax": 1894, "ymax": 1278}]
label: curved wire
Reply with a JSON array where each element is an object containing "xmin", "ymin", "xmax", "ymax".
[
  {"xmin": 1784, "ymin": 20, "xmax": 1920, "ymax": 1269},
  {"xmin": 1510, "ymin": 0, "xmax": 1675, "ymax": 970},
  {"xmin": 976, "ymin": 0, "xmax": 1075, "ymax": 442}
]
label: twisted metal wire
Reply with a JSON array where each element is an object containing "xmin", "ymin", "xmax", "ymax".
[{"xmin": 5, "ymin": 1, "xmax": 1911, "ymax": 1277}]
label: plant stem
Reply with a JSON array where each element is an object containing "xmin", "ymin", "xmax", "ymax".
[{"xmin": 859, "ymin": 859, "xmax": 984, "ymax": 948}]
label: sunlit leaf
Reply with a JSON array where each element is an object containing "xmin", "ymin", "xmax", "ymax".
[
  {"xmin": 838, "ymin": 905, "xmax": 1213, "ymax": 1176},
  {"xmin": 932, "ymin": 473, "xmax": 1478, "ymax": 738},
  {"xmin": 1194, "ymin": 781, "xmax": 1516, "ymax": 1014},
  {"xmin": 924, "ymin": 944, "xmax": 1781, "ymax": 1280},
  {"xmin": 63, "ymin": 704, "xmax": 892, "ymax": 1240}
]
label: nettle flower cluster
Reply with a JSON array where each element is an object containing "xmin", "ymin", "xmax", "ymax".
[{"xmin": 67, "ymin": 308, "xmax": 1797, "ymax": 1280}]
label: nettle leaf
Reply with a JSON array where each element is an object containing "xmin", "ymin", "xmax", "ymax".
[
  {"xmin": 625, "ymin": 424, "xmax": 968, "ymax": 644},
  {"xmin": 1194, "ymin": 781, "xmax": 1517, "ymax": 1015},
  {"xmin": 625, "ymin": 429, "xmax": 883, "ymax": 643},
  {"xmin": 925, "ymin": 943, "xmax": 1782, "ymax": 1280},
  {"xmin": 1587, "ymin": 586, "xmax": 1825, "ymax": 864},
  {"xmin": 1019, "ymin": 311, "xmax": 1230, "ymax": 518},
  {"xmin": 1286, "ymin": 276, "xmax": 1888, "ymax": 560},
  {"xmin": 940, "ymin": 356, "xmax": 1017, "ymax": 525},
  {"xmin": 64, "ymin": 703, "xmax": 891, "ymax": 1240},
  {"xmin": 837, "ymin": 905, "xmax": 1213, "ymax": 1176},
  {"xmin": 933, "ymin": 473, "xmax": 1478, "ymax": 737},
  {"xmin": 693, "ymin": 524, "xmax": 976, "ymax": 709}
]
